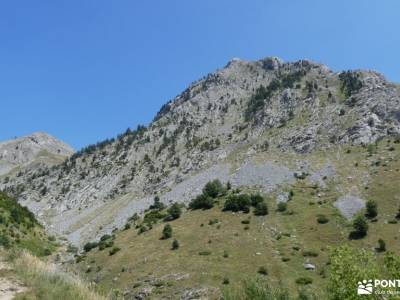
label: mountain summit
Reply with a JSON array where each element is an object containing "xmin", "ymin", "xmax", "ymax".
[{"xmin": 0, "ymin": 132, "xmax": 74, "ymax": 176}]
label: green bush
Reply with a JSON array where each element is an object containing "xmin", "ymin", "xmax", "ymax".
[
  {"xmin": 377, "ymin": 239, "xmax": 386, "ymax": 252},
  {"xmin": 167, "ymin": 203, "xmax": 182, "ymax": 220},
  {"xmin": 162, "ymin": 224, "xmax": 172, "ymax": 239},
  {"xmin": 144, "ymin": 210, "xmax": 167, "ymax": 225},
  {"xmin": 199, "ymin": 251, "xmax": 212, "ymax": 256},
  {"xmin": 83, "ymin": 242, "xmax": 98, "ymax": 252},
  {"xmin": 250, "ymin": 194, "xmax": 264, "ymax": 207},
  {"xmin": 277, "ymin": 202, "xmax": 287, "ymax": 212},
  {"xmin": 317, "ymin": 214, "xmax": 329, "ymax": 224},
  {"xmin": 189, "ymin": 194, "xmax": 214, "ymax": 210},
  {"xmin": 171, "ymin": 239, "xmax": 179, "ymax": 250},
  {"xmin": 149, "ymin": 196, "xmax": 165, "ymax": 211},
  {"xmin": 351, "ymin": 214, "xmax": 368, "ymax": 238},
  {"xmin": 223, "ymin": 194, "xmax": 251, "ymax": 213},
  {"xmin": 365, "ymin": 199, "xmax": 378, "ymax": 219},
  {"xmin": 0, "ymin": 234, "xmax": 10, "ymax": 248},
  {"xmin": 254, "ymin": 202, "xmax": 268, "ymax": 216},
  {"xmin": 109, "ymin": 247, "xmax": 121, "ymax": 256},
  {"xmin": 339, "ymin": 71, "xmax": 363, "ymax": 98},
  {"xmin": 98, "ymin": 239, "xmax": 114, "ymax": 250},
  {"xmin": 302, "ymin": 250, "xmax": 319, "ymax": 257},
  {"xmin": 203, "ymin": 180, "xmax": 224, "ymax": 198},
  {"xmin": 257, "ymin": 266, "xmax": 268, "ymax": 276},
  {"xmin": 208, "ymin": 219, "xmax": 219, "ymax": 225}
]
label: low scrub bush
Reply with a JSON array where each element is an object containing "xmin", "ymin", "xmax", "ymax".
[
  {"xmin": 317, "ymin": 214, "xmax": 329, "ymax": 224},
  {"xmin": 277, "ymin": 202, "xmax": 287, "ymax": 212},
  {"xmin": 109, "ymin": 247, "xmax": 121, "ymax": 256},
  {"xmin": 223, "ymin": 194, "xmax": 251, "ymax": 213},
  {"xmin": 162, "ymin": 224, "xmax": 172, "ymax": 239},
  {"xmin": 257, "ymin": 266, "xmax": 268, "ymax": 275}
]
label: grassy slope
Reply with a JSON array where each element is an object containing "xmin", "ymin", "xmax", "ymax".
[
  {"xmin": 73, "ymin": 139, "xmax": 400, "ymax": 299},
  {"xmin": 0, "ymin": 192, "xmax": 106, "ymax": 300},
  {"xmin": 0, "ymin": 192, "xmax": 55, "ymax": 256}
]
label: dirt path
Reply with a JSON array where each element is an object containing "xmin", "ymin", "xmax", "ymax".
[{"xmin": 0, "ymin": 260, "xmax": 27, "ymax": 300}]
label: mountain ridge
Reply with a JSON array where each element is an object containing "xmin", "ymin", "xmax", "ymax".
[{"xmin": 2, "ymin": 56, "xmax": 400, "ymax": 246}]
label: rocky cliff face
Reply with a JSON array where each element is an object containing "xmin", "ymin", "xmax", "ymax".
[
  {"xmin": 2, "ymin": 57, "xmax": 400, "ymax": 246},
  {"xmin": 0, "ymin": 132, "xmax": 74, "ymax": 176}
]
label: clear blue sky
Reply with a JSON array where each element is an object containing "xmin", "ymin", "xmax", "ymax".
[{"xmin": 1, "ymin": 0, "xmax": 399, "ymax": 150}]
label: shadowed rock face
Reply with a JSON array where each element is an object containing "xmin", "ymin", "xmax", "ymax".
[
  {"xmin": 0, "ymin": 132, "xmax": 74, "ymax": 176},
  {"xmin": 2, "ymin": 57, "xmax": 400, "ymax": 245}
]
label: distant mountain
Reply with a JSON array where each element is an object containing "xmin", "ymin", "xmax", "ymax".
[
  {"xmin": 0, "ymin": 132, "xmax": 74, "ymax": 176},
  {"xmin": 2, "ymin": 57, "xmax": 400, "ymax": 247}
]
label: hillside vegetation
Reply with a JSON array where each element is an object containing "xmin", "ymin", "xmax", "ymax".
[
  {"xmin": 0, "ymin": 192, "xmax": 54, "ymax": 256},
  {"xmin": 72, "ymin": 139, "xmax": 400, "ymax": 299}
]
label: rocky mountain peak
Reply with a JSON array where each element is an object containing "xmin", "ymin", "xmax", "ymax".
[{"xmin": 0, "ymin": 132, "xmax": 74, "ymax": 176}]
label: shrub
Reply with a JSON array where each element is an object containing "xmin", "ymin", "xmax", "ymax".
[
  {"xmin": 257, "ymin": 266, "xmax": 268, "ymax": 275},
  {"xmin": 144, "ymin": 210, "xmax": 167, "ymax": 225},
  {"xmin": 241, "ymin": 219, "xmax": 250, "ymax": 224},
  {"xmin": 138, "ymin": 225, "xmax": 148, "ymax": 234},
  {"xmin": 189, "ymin": 194, "xmax": 214, "ymax": 210},
  {"xmin": 162, "ymin": 224, "xmax": 172, "ymax": 239},
  {"xmin": 171, "ymin": 239, "xmax": 179, "ymax": 250},
  {"xmin": 296, "ymin": 277, "xmax": 313, "ymax": 285},
  {"xmin": 167, "ymin": 203, "xmax": 182, "ymax": 220},
  {"xmin": 302, "ymin": 250, "xmax": 319, "ymax": 257},
  {"xmin": 83, "ymin": 242, "xmax": 98, "ymax": 252},
  {"xmin": 377, "ymin": 239, "xmax": 386, "ymax": 252},
  {"xmin": 351, "ymin": 214, "xmax": 368, "ymax": 238},
  {"xmin": 203, "ymin": 179, "xmax": 224, "ymax": 198},
  {"xmin": 365, "ymin": 200, "xmax": 378, "ymax": 219},
  {"xmin": 223, "ymin": 277, "xmax": 230, "ymax": 285},
  {"xmin": 250, "ymin": 194, "xmax": 264, "ymax": 207},
  {"xmin": 223, "ymin": 250, "xmax": 229, "ymax": 258},
  {"xmin": 199, "ymin": 251, "xmax": 212, "ymax": 256},
  {"xmin": 395, "ymin": 207, "xmax": 400, "ymax": 220},
  {"xmin": 43, "ymin": 248, "xmax": 52, "ymax": 256},
  {"xmin": 317, "ymin": 214, "xmax": 329, "ymax": 224},
  {"xmin": 339, "ymin": 71, "xmax": 363, "ymax": 98},
  {"xmin": 149, "ymin": 196, "xmax": 165, "ymax": 211},
  {"xmin": 0, "ymin": 234, "xmax": 10, "ymax": 248},
  {"xmin": 254, "ymin": 202, "xmax": 268, "ymax": 216},
  {"xmin": 223, "ymin": 194, "xmax": 251, "ymax": 212},
  {"xmin": 98, "ymin": 239, "xmax": 114, "ymax": 250},
  {"xmin": 277, "ymin": 202, "xmax": 287, "ymax": 212},
  {"xmin": 109, "ymin": 247, "xmax": 121, "ymax": 256},
  {"xmin": 208, "ymin": 219, "xmax": 219, "ymax": 225}
]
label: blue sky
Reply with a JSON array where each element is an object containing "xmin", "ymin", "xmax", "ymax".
[{"xmin": 0, "ymin": 0, "xmax": 399, "ymax": 149}]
